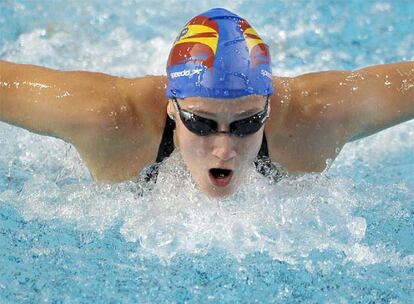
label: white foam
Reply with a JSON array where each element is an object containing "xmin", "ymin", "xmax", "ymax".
[{"xmin": 0, "ymin": 147, "xmax": 373, "ymax": 263}]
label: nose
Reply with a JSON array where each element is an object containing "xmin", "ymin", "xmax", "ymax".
[{"xmin": 211, "ymin": 133, "xmax": 237, "ymax": 162}]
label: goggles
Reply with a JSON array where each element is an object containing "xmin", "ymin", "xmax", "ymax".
[{"xmin": 171, "ymin": 96, "xmax": 270, "ymax": 137}]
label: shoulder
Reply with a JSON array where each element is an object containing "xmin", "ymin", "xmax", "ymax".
[
  {"xmin": 115, "ymin": 75, "xmax": 169, "ymax": 133},
  {"xmin": 72, "ymin": 75, "xmax": 170, "ymax": 182},
  {"xmin": 269, "ymin": 71, "xmax": 362, "ymax": 134},
  {"xmin": 265, "ymin": 74, "xmax": 351, "ymax": 173}
]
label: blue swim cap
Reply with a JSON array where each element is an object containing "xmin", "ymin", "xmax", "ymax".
[{"xmin": 166, "ymin": 8, "xmax": 274, "ymax": 99}]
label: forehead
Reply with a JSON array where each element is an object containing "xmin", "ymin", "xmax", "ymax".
[{"xmin": 180, "ymin": 95, "xmax": 266, "ymax": 114}]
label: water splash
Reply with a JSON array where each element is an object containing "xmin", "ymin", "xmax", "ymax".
[{"xmin": 1, "ymin": 147, "xmax": 377, "ymax": 264}]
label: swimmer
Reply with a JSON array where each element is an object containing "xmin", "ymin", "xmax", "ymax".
[{"xmin": 0, "ymin": 8, "xmax": 413, "ymax": 198}]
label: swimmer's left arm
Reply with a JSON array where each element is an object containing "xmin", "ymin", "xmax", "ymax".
[
  {"xmin": 294, "ymin": 61, "xmax": 414, "ymax": 142},
  {"xmin": 345, "ymin": 61, "xmax": 414, "ymax": 141}
]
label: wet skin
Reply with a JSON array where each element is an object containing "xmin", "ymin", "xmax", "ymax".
[{"xmin": 0, "ymin": 60, "xmax": 413, "ymax": 197}]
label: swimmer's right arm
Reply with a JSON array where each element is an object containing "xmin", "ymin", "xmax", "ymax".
[
  {"xmin": 0, "ymin": 60, "xmax": 169, "ymax": 181},
  {"xmin": 0, "ymin": 60, "xmax": 124, "ymax": 141}
]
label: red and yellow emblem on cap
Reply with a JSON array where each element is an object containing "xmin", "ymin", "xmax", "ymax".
[
  {"xmin": 167, "ymin": 16, "xmax": 219, "ymax": 69},
  {"xmin": 239, "ymin": 19, "xmax": 271, "ymax": 68}
]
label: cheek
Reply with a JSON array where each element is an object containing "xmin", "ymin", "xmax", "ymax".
[
  {"xmin": 176, "ymin": 125, "xmax": 210, "ymax": 159},
  {"xmin": 239, "ymin": 131, "xmax": 264, "ymax": 160}
]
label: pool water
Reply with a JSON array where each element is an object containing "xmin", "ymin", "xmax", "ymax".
[{"xmin": 1, "ymin": 0, "xmax": 413, "ymax": 303}]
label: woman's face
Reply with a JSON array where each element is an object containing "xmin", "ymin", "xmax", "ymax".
[{"xmin": 168, "ymin": 95, "xmax": 269, "ymax": 198}]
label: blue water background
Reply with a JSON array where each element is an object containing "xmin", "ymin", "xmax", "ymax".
[{"xmin": 1, "ymin": 0, "xmax": 413, "ymax": 303}]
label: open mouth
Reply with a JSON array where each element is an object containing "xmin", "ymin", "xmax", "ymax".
[{"xmin": 209, "ymin": 168, "xmax": 233, "ymax": 187}]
